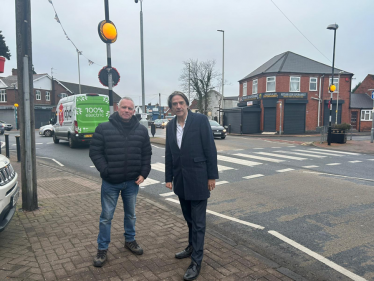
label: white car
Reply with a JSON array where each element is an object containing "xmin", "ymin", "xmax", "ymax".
[
  {"xmin": 0, "ymin": 155, "xmax": 19, "ymax": 232},
  {"xmin": 39, "ymin": 124, "xmax": 54, "ymax": 137}
]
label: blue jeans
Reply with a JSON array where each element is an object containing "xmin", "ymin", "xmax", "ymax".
[{"xmin": 97, "ymin": 179, "xmax": 139, "ymax": 250}]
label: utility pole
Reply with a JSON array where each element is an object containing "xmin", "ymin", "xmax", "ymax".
[
  {"xmin": 159, "ymin": 93, "xmax": 161, "ymax": 106},
  {"xmin": 188, "ymin": 63, "xmax": 191, "ymax": 102},
  {"xmin": 15, "ymin": 0, "xmax": 38, "ymax": 211},
  {"xmin": 104, "ymin": 0, "xmax": 114, "ymax": 114}
]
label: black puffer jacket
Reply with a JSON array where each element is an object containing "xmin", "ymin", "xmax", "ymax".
[{"xmin": 89, "ymin": 113, "xmax": 152, "ymax": 184}]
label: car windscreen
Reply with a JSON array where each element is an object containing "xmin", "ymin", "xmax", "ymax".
[{"xmin": 209, "ymin": 121, "xmax": 220, "ymax": 126}]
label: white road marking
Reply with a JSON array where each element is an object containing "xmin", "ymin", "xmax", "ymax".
[
  {"xmin": 348, "ymin": 160, "xmax": 362, "ymax": 163},
  {"xmin": 36, "ymin": 143, "xmax": 43, "ymax": 145},
  {"xmin": 217, "ymin": 155, "xmax": 262, "ymax": 166},
  {"xmin": 293, "ymin": 149, "xmax": 343, "ymax": 157},
  {"xmin": 287, "ymin": 146, "xmax": 296, "ymax": 147},
  {"xmin": 151, "ymin": 144, "xmax": 164, "ymax": 149},
  {"xmin": 253, "ymin": 148, "xmax": 264, "ymax": 149},
  {"xmin": 302, "ymin": 165, "xmax": 319, "ymax": 168},
  {"xmin": 255, "ymin": 152, "xmax": 306, "ymax": 161},
  {"xmin": 243, "ymin": 174, "xmax": 264, "ymax": 179},
  {"xmin": 218, "ymin": 165, "xmax": 234, "ymax": 172},
  {"xmin": 232, "ymin": 149, "xmax": 244, "ymax": 151},
  {"xmin": 216, "ymin": 181, "xmax": 229, "ymax": 185},
  {"xmin": 326, "ymin": 163, "xmax": 341, "ymax": 166},
  {"xmin": 234, "ymin": 153, "xmax": 285, "ymax": 163},
  {"xmin": 36, "ymin": 156, "xmax": 64, "ymax": 166},
  {"xmin": 368, "ymin": 159, "xmax": 374, "ymax": 161},
  {"xmin": 276, "ymin": 168, "xmax": 295, "ymax": 173},
  {"xmin": 303, "ymin": 171, "xmax": 374, "ymax": 183},
  {"xmin": 273, "ymin": 150, "xmax": 326, "ymax": 158},
  {"xmin": 90, "ymin": 165, "xmax": 95, "ymax": 168},
  {"xmin": 159, "ymin": 192, "xmax": 175, "ymax": 197},
  {"xmin": 268, "ymin": 231, "xmax": 367, "ymax": 281},
  {"xmin": 47, "ymin": 142, "xmax": 54, "ymax": 144},
  {"xmin": 151, "ymin": 162, "xmax": 165, "ymax": 172},
  {"xmin": 165, "ymin": 198, "xmax": 265, "ymax": 230},
  {"xmin": 271, "ymin": 147, "xmax": 281, "ymax": 148},
  {"xmin": 162, "ymin": 156, "xmax": 165, "ymax": 158},
  {"xmin": 140, "ymin": 178, "xmax": 160, "ymax": 188},
  {"xmin": 309, "ymin": 148, "xmax": 360, "ymax": 156},
  {"xmin": 52, "ymin": 159, "xmax": 64, "ymax": 166}
]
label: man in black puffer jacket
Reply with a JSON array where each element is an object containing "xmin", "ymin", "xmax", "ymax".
[{"xmin": 89, "ymin": 97, "xmax": 152, "ymax": 267}]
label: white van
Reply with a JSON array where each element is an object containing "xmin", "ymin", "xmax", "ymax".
[{"xmin": 52, "ymin": 93, "xmax": 110, "ymax": 148}]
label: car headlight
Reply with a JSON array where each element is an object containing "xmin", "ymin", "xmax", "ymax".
[{"xmin": 223, "ymin": 129, "xmax": 226, "ymax": 133}]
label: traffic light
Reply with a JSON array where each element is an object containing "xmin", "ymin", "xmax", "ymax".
[
  {"xmin": 98, "ymin": 20, "xmax": 117, "ymax": 43},
  {"xmin": 329, "ymin": 84, "xmax": 336, "ymax": 92}
]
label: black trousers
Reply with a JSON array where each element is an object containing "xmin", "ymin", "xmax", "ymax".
[{"xmin": 179, "ymin": 197, "xmax": 208, "ymax": 265}]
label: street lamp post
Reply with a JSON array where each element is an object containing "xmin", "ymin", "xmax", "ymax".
[
  {"xmin": 277, "ymin": 101, "xmax": 282, "ymax": 135},
  {"xmin": 327, "ymin": 23, "xmax": 338, "ymax": 145},
  {"xmin": 217, "ymin": 30, "xmax": 224, "ymax": 125},
  {"xmin": 368, "ymin": 89, "xmax": 374, "ymax": 143},
  {"xmin": 135, "ymin": 0, "xmax": 146, "ymax": 125},
  {"xmin": 77, "ymin": 49, "xmax": 82, "ymax": 94}
]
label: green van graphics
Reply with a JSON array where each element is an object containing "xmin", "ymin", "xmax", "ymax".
[{"xmin": 53, "ymin": 94, "xmax": 110, "ymax": 148}]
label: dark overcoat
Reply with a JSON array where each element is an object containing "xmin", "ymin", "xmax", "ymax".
[{"xmin": 165, "ymin": 111, "xmax": 218, "ymax": 200}]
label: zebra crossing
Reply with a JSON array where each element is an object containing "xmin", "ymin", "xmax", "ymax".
[{"xmin": 142, "ymin": 148, "xmax": 368, "ymax": 191}]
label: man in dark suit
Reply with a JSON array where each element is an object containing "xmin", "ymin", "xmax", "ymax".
[{"xmin": 165, "ymin": 92, "xmax": 218, "ymax": 281}]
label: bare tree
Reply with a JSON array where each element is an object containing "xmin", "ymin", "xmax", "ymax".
[{"xmin": 180, "ymin": 59, "xmax": 219, "ymax": 115}]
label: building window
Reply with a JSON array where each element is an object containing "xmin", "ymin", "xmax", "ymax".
[
  {"xmin": 309, "ymin": 77, "xmax": 318, "ymax": 91},
  {"xmin": 60, "ymin": 93, "xmax": 68, "ymax": 98},
  {"xmin": 0, "ymin": 89, "xmax": 6, "ymax": 102},
  {"xmin": 36, "ymin": 90, "xmax": 41, "ymax": 100},
  {"xmin": 266, "ymin": 76, "xmax": 276, "ymax": 92},
  {"xmin": 45, "ymin": 91, "xmax": 50, "ymax": 101},
  {"xmin": 361, "ymin": 110, "xmax": 373, "ymax": 121},
  {"xmin": 329, "ymin": 78, "xmax": 339, "ymax": 92},
  {"xmin": 290, "ymin": 76, "xmax": 300, "ymax": 92},
  {"xmin": 252, "ymin": 79, "xmax": 258, "ymax": 94},
  {"xmin": 243, "ymin": 82, "xmax": 247, "ymax": 95}
]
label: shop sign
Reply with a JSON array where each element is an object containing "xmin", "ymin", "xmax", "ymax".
[
  {"xmin": 241, "ymin": 94, "xmax": 258, "ymax": 101},
  {"xmin": 260, "ymin": 93, "xmax": 278, "ymax": 99},
  {"xmin": 279, "ymin": 92, "xmax": 307, "ymax": 99},
  {"xmin": 247, "ymin": 101, "xmax": 253, "ymax": 106}
]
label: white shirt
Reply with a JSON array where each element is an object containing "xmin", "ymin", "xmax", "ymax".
[{"xmin": 176, "ymin": 113, "xmax": 188, "ymax": 149}]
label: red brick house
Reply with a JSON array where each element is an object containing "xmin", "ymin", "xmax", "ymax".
[
  {"xmin": 0, "ymin": 69, "xmax": 120, "ymax": 128},
  {"xmin": 225, "ymin": 51, "xmax": 354, "ymax": 134}
]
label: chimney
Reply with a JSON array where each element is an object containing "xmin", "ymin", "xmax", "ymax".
[{"xmin": 12, "ymin": 68, "xmax": 17, "ymax": 76}]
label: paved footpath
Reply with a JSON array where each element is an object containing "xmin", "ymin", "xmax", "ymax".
[{"xmin": 0, "ymin": 154, "xmax": 300, "ymax": 281}]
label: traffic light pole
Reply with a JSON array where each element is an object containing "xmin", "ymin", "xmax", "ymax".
[
  {"xmin": 104, "ymin": 0, "xmax": 114, "ymax": 114},
  {"xmin": 328, "ymin": 29, "xmax": 337, "ymax": 146}
]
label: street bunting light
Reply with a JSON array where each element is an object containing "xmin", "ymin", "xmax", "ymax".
[{"xmin": 327, "ymin": 23, "xmax": 338, "ymax": 146}]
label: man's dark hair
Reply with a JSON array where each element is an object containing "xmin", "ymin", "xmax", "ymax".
[{"xmin": 168, "ymin": 91, "xmax": 189, "ymax": 109}]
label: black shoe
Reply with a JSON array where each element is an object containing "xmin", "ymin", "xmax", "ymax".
[
  {"xmin": 175, "ymin": 245, "xmax": 193, "ymax": 259},
  {"xmin": 93, "ymin": 249, "xmax": 108, "ymax": 267},
  {"xmin": 183, "ymin": 261, "xmax": 201, "ymax": 281},
  {"xmin": 125, "ymin": 240, "xmax": 144, "ymax": 255}
]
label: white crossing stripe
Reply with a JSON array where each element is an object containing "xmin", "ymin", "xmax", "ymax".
[
  {"xmin": 309, "ymin": 148, "xmax": 360, "ymax": 155},
  {"xmin": 218, "ymin": 165, "xmax": 234, "ymax": 172},
  {"xmin": 302, "ymin": 165, "xmax": 319, "ymax": 168},
  {"xmin": 255, "ymin": 152, "xmax": 306, "ymax": 160},
  {"xmin": 273, "ymin": 150, "xmax": 326, "ymax": 158},
  {"xmin": 287, "ymin": 146, "xmax": 296, "ymax": 147},
  {"xmin": 159, "ymin": 192, "xmax": 175, "ymax": 197},
  {"xmin": 234, "ymin": 153, "xmax": 285, "ymax": 163},
  {"xmin": 140, "ymin": 178, "xmax": 160, "ymax": 188},
  {"xmin": 293, "ymin": 149, "xmax": 343, "ymax": 157},
  {"xmin": 36, "ymin": 143, "xmax": 43, "ymax": 145},
  {"xmin": 243, "ymin": 174, "xmax": 264, "ymax": 179},
  {"xmin": 326, "ymin": 163, "xmax": 341, "ymax": 166},
  {"xmin": 217, "ymin": 155, "xmax": 262, "ymax": 166},
  {"xmin": 368, "ymin": 159, "xmax": 374, "ymax": 161},
  {"xmin": 152, "ymin": 162, "xmax": 165, "ymax": 172},
  {"xmin": 349, "ymin": 160, "xmax": 362, "ymax": 163},
  {"xmin": 253, "ymin": 148, "xmax": 264, "ymax": 149},
  {"xmin": 216, "ymin": 181, "xmax": 229, "ymax": 186},
  {"xmin": 276, "ymin": 168, "xmax": 295, "ymax": 173},
  {"xmin": 90, "ymin": 165, "xmax": 95, "ymax": 168},
  {"xmin": 271, "ymin": 147, "xmax": 281, "ymax": 148}
]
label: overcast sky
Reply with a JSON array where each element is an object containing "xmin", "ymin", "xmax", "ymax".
[{"xmin": 1, "ymin": 0, "xmax": 373, "ymax": 106}]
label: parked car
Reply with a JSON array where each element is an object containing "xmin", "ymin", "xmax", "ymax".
[
  {"xmin": 0, "ymin": 155, "xmax": 19, "ymax": 232},
  {"xmin": 209, "ymin": 120, "xmax": 226, "ymax": 139},
  {"xmin": 154, "ymin": 119, "xmax": 168, "ymax": 129},
  {"xmin": 39, "ymin": 124, "xmax": 54, "ymax": 137},
  {"xmin": 0, "ymin": 121, "xmax": 13, "ymax": 131},
  {"xmin": 0, "ymin": 124, "xmax": 4, "ymax": 135}
]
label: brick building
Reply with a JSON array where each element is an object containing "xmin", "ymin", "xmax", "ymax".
[
  {"xmin": 0, "ymin": 69, "xmax": 120, "ymax": 128},
  {"xmin": 224, "ymin": 51, "xmax": 354, "ymax": 134}
]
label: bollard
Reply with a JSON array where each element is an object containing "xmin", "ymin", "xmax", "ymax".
[
  {"xmin": 5, "ymin": 134, "xmax": 9, "ymax": 158},
  {"xmin": 228, "ymin": 124, "xmax": 231, "ymax": 134},
  {"xmin": 240, "ymin": 124, "xmax": 243, "ymax": 135},
  {"xmin": 151, "ymin": 123, "xmax": 156, "ymax": 137},
  {"xmin": 15, "ymin": 135, "xmax": 21, "ymax": 162}
]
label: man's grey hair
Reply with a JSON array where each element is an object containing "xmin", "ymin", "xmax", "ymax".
[{"xmin": 118, "ymin": 97, "xmax": 135, "ymax": 107}]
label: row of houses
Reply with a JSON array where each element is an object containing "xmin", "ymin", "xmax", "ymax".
[{"xmin": 221, "ymin": 51, "xmax": 373, "ymax": 134}]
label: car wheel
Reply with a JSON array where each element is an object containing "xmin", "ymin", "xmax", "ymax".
[
  {"xmin": 44, "ymin": 130, "xmax": 52, "ymax": 137},
  {"xmin": 68, "ymin": 136, "xmax": 76, "ymax": 148},
  {"xmin": 53, "ymin": 134, "xmax": 59, "ymax": 144},
  {"xmin": 221, "ymin": 136, "xmax": 226, "ymax": 139}
]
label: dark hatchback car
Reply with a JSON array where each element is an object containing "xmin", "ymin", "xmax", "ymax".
[
  {"xmin": 0, "ymin": 124, "xmax": 4, "ymax": 135},
  {"xmin": 209, "ymin": 120, "xmax": 226, "ymax": 139}
]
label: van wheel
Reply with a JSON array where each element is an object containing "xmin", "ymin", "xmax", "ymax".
[
  {"xmin": 44, "ymin": 130, "xmax": 52, "ymax": 137},
  {"xmin": 68, "ymin": 136, "xmax": 76, "ymax": 148},
  {"xmin": 53, "ymin": 134, "xmax": 59, "ymax": 144}
]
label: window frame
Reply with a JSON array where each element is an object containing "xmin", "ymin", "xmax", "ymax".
[
  {"xmin": 0, "ymin": 89, "xmax": 6, "ymax": 103},
  {"xmin": 266, "ymin": 76, "xmax": 276, "ymax": 92},
  {"xmin": 45, "ymin": 91, "xmax": 50, "ymax": 101},
  {"xmin": 309, "ymin": 77, "xmax": 318, "ymax": 91},
  {"xmin": 252, "ymin": 79, "xmax": 258, "ymax": 95},
  {"xmin": 289, "ymin": 76, "xmax": 300, "ymax": 92},
  {"xmin": 243, "ymin": 82, "xmax": 247, "ymax": 96},
  {"xmin": 329, "ymin": 77, "xmax": 339, "ymax": 92},
  {"xmin": 36, "ymin": 90, "xmax": 41, "ymax": 100},
  {"xmin": 361, "ymin": 110, "xmax": 373, "ymax": 121}
]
